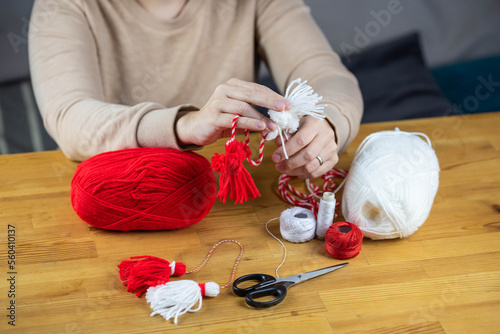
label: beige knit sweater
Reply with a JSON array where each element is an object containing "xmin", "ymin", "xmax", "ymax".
[{"xmin": 29, "ymin": 0, "xmax": 363, "ymax": 161}]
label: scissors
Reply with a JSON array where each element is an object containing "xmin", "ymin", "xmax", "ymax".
[{"xmin": 232, "ymin": 262, "xmax": 348, "ymax": 308}]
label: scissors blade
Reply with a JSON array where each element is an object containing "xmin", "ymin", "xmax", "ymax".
[{"xmin": 279, "ymin": 262, "xmax": 349, "ymax": 285}]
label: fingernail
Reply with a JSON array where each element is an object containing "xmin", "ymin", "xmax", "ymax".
[
  {"xmin": 257, "ymin": 121, "xmax": 265, "ymax": 129},
  {"xmin": 274, "ymin": 101, "xmax": 284, "ymax": 110},
  {"xmin": 284, "ymin": 100, "xmax": 291, "ymax": 109},
  {"xmin": 272, "ymin": 153, "xmax": 281, "ymax": 163},
  {"xmin": 276, "ymin": 163, "xmax": 283, "ymax": 171},
  {"xmin": 267, "ymin": 121, "xmax": 277, "ymax": 131}
]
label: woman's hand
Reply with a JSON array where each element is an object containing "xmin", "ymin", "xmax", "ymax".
[
  {"xmin": 272, "ymin": 117, "xmax": 338, "ymax": 179},
  {"xmin": 175, "ymin": 78, "xmax": 290, "ymax": 146}
]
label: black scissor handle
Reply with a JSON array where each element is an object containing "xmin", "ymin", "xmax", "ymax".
[
  {"xmin": 245, "ymin": 284, "xmax": 287, "ymax": 308},
  {"xmin": 233, "ymin": 274, "xmax": 276, "ymax": 297}
]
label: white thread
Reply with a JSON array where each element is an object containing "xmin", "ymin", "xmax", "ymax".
[
  {"xmin": 316, "ymin": 192, "xmax": 336, "ymax": 240},
  {"xmin": 342, "ymin": 128, "xmax": 440, "ymax": 240},
  {"xmin": 146, "ymin": 280, "xmax": 219, "ymax": 324},
  {"xmin": 279, "ymin": 207, "xmax": 316, "ymax": 243},
  {"xmin": 169, "ymin": 261, "xmax": 176, "ymax": 276},
  {"xmin": 277, "ymin": 127, "xmax": 288, "ymax": 159},
  {"xmin": 265, "ymin": 217, "xmax": 286, "ymax": 278},
  {"xmin": 334, "ymin": 178, "xmax": 347, "ymax": 194},
  {"xmin": 266, "ymin": 78, "xmax": 327, "ymax": 159}
]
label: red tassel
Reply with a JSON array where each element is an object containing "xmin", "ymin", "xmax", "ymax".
[
  {"xmin": 212, "ymin": 139, "xmax": 260, "ymax": 204},
  {"xmin": 118, "ymin": 256, "xmax": 186, "ymax": 297},
  {"xmin": 211, "ymin": 114, "xmax": 265, "ymax": 204}
]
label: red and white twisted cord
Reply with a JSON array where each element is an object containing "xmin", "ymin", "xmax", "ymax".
[
  {"xmin": 228, "ymin": 114, "xmax": 267, "ymax": 167},
  {"xmin": 278, "ymin": 168, "xmax": 348, "ymax": 217},
  {"xmin": 186, "ymin": 239, "xmax": 244, "ymax": 289},
  {"xmin": 227, "ymin": 114, "xmax": 239, "ymax": 143},
  {"xmin": 245, "ymin": 130, "xmax": 267, "ymax": 166}
]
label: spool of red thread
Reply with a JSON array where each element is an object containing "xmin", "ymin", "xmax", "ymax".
[
  {"xmin": 71, "ymin": 148, "xmax": 216, "ymax": 231},
  {"xmin": 325, "ymin": 222, "xmax": 363, "ymax": 259}
]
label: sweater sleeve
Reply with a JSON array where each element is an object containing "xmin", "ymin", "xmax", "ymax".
[
  {"xmin": 256, "ymin": 0, "xmax": 363, "ymax": 153},
  {"xmin": 28, "ymin": 0, "xmax": 197, "ymax": 161}
]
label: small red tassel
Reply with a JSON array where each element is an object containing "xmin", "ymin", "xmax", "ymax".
[
  {"xmin": 118, "ymin": 255, "xmax": 186, "ymax": 297},
  {"xmin": 211, "ymin": 115, "xmax": 264, "ymax": 204},
  {"xmin": 212, "ymin": 139, "xmax": 260, "ymax": 204}
]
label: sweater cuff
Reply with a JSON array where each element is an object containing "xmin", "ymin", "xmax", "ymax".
[
  {"xmin": 323, "ymin": 103, "xmax": 351, "ymax": 154},
  {"xmin": 136, "ymin": 104, "xmax": 200, "ymax": 151}
]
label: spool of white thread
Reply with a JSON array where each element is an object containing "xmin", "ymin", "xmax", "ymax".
[
  {"xmin": 279, "ymin": 207, "xmax": 316, "ymax": 243},
  {"xmin": 316, "ymin": 192, "xmax": 336, "ymax": 240},
  {"xmin": 342, "ymin": 128, "xmax": 440, "ymax": 240}
]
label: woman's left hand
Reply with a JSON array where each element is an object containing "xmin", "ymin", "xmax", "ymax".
[{"xmin": 271, "ymin": 117, "xmax": 338, "ymax": 179}]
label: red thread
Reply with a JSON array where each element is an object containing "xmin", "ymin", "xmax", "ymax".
[
  {"xmin": 71, "ymin": 148, "xmax": 216, "ymax": 231},
  {"xmin": 211, "ymin": 115, "xmax": 266, "ymax": 204},
  {"xmin": 278, "ymin": 169, "xmax": 348, "ymax": 216},
  {"xmin": 198, "ymin": 283, "xmax": 206, "ymax": 297},
  {"xmin": 118, "ymin": 256, "xmax": 186, "ymax": 297},
  {"xmin": 325, "ymin": 222, "xmax": 363, "ymax": 259}
]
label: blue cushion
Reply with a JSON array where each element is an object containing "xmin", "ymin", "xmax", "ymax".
[
  {"xmin": 432, "ymin": 55, "xmax": 500, "ymax": 114},
  {"xmin": 341, "ymin": 32, "xmax": 452, "ymax": 123}
]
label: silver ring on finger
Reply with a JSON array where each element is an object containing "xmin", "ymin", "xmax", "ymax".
[{"xmin": 316, "ymin": 155, "xmax": 324, "ymax": 166}]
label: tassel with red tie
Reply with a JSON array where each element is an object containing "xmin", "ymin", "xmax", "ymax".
[{"xmin": 211, "ymin": 114, "xmax": 266, "ymax": 204}]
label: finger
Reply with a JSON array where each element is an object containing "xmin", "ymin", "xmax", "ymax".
[
  {"xmin": 277, "ymin": 145, "xmax": 327, "ymax": 176},
  {"xmin": 274, "ymin": 135, "xmax": 285, "ymax": 148},
  {"xmin": 225, "ymin": 79, "xmax": 291, "ymax": 111},
  {"xmin": 313, "ymin": 155, "xmax": 339, "ymax": 178},
  {"xmin": 217, "ymin": 112, "xmax": 267, "ymax": 133},
  {"xmin": 304, "ymin": 152, "xmax": 338, "ymax": 179},
  {"xmin": 215, "ymin": 98, "xmax": 277, "ymax": 132},
  {"xmin": 278, "ymin": 150, "xmax": 339, "ymax": 179},
  {"xmin": 272, "ymin": 124, "xmax": 316, "ymax": 163},
  {"xmin": 276, "ymin": 133, "xmax": 325, "ymax": 171},
  {"xmin": 275, "ymin": 124, "xmax": 338, "ymax": 177},
  {"xmin": 213, "ymin": 98, "xmax": 275, "ymax": 131}
]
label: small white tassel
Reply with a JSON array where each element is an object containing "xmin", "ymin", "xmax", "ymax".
[
  {"xmin": 267, "ymin": 78, "xmax": 327, "ymax": 159},
  {"xmin": 146, "ymin": 280, "xmax": 220, "ymax": 324}
]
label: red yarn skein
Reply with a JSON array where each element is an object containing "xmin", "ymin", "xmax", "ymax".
[
  {"xmin": 71, "ymin": 148, "xmax": 216, "ymax": 231},
  {"xmin": 325, "ymin": 222, "xmax": 363, "ymax": 259}
]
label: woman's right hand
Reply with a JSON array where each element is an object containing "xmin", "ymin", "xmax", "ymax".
[{"xmin": 175, "ymin": 78, "xmax": 290, "ymax": 146}]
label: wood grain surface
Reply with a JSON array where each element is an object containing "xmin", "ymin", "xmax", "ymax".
[{"xmin": 1, "ymin": 112, "xmax": 499, "ymax": 333}]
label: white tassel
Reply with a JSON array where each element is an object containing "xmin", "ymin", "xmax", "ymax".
[
  {"xmin": 146, "ymin": 280, "xmax": 219, "ymax": 324},
  {"xmin": 267, "ymin": 78, "xmax": 327, "ymax": 159}
]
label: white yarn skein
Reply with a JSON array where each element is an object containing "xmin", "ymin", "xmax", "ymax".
[
  {"xmin": 342, "ymin": 128, "xmax": 440, "ymax": 240},
  {"xmin": 280, "ymin": 207, "xmax": 316, "ymax": 243},
  {"xmin": 266, "ymin": 78, "xmax": 327, "ymax": 159},
  {"xmin": 316, "ymin": 192, "xmax": 336, "ymax": 240}
]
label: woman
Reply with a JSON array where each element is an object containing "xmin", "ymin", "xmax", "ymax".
[{"xmin": 29, "ymin": 0, "xmax": 362, "ymax": 179}]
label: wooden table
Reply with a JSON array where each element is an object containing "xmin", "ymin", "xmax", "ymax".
[{"xmin": 1, "ymin": 112, "xmax": 499, "ymax": 333}]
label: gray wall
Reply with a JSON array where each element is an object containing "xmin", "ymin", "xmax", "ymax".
[
  {"xmin": 0, "ymin": 0, "xmax": 34, "ymax": 83},
  {"xmin": 304, "ymin": 0, "xmax": 500, "ymax": 67}
]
